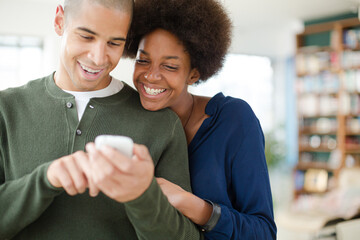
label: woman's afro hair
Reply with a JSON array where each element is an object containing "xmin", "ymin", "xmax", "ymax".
[{"xmin": 124, "ymin": 0, "xmax": 232, "ymax": 83}]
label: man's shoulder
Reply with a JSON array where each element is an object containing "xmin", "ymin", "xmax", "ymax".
[
  {"xmin": 0, "ymin": 76, "xmax": 50, "ymax": 112},
  {"xmin": 0, "ymin": 75, "xmax": 48, "ymax": 97}
]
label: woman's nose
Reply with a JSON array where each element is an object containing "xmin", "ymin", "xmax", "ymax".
[{"xmin": 144, "ymin": 67, "xmax": 161, "ymax": 81}]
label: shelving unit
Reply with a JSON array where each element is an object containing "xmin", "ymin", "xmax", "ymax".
[{"xmin": 294, "ymin": 17, "xmax": 360, "ymax": 198}]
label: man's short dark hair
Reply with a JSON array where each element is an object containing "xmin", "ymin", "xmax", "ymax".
[{"xmin": 64, "ymin": 0, "xmax": 134, "ymax": 23}]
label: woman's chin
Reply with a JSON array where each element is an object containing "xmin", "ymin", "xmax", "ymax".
[{"xmin": 140, "ymin": 99, "xmax": 163, "ymax": 112}]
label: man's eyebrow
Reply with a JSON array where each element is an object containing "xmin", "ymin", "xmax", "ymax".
[
  {"xmin": 139, "ymin": 49, "xmax": 179, "ymax": 60},
  {"xmin": 139, "ymin": 49, "xmax": 149, "ymax": 55},
  {"xmin": 77, "ymin": 27, "xmax": 126, "ymax": 41}
]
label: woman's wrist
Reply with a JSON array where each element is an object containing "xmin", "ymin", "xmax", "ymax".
[
  {"xmin": 179, "ymin": 192, "xmax": 213, "ymax": 226},
  {"xmin": 199, "ymin": 200, "xmax": 221, "ymax": 232}
]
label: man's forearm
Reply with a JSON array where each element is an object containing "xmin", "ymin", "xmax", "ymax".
[
  {"xmin": 124, "ymin": 178, "xmax": 201, "ymax": 240},
  {"xmin": 0, "ymin": 163, "xmax": 63, "ymax": 239}
]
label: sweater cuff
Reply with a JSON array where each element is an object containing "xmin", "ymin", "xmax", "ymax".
[
  {"xmin": 203, "ymin": 203, "xmax": 232, "ymax": 237},
  {"xmin": 200, "ymin": 200, "xmax": 221, "ymax": 232},
  {"xmin": 124, "ymin": 177, "xmax": 159, "ymax": 209},
  {"xmin": 41, "ymin": 161, "xmax": 65, "ymax": 193}
]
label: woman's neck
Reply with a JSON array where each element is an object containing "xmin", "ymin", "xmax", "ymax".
[
  {"xmin": 171, "ymin": 93, "xmax": 195, "ymax": 128},
  {"xmin": 171, "ymin": 94, "xmax": 211, "ymax": 145}
]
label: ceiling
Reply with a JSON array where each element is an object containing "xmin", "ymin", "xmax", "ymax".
[
  {"xmin": 9, "ymin": 0, "xmax": 357, "ymax": 56},
  {"xmin": 222, "ymin": 0, "xmax": 357, "ymax": 29},
  {"xmin": 24, "ymin": 0, "xmax": 358, "ymax": 29}
]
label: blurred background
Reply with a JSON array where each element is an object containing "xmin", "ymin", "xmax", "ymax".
[{"xmin": 1, "ymin": 0, "xmax": 360, "ymax": 239}]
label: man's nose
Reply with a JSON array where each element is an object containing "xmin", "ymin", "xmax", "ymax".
[{"xmin": 88, "ymin": 42, "xmax": 108, "ymax": 67}]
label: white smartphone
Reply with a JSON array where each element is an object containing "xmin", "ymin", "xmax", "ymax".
[{"xmin": 94, "ymin": 135, "xmax": 134, "ymax": 158}]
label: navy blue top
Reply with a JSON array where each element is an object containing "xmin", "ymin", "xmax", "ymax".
[{"xmin": 188, "ymin": 93, "xmax": 277, "ymax": 240}]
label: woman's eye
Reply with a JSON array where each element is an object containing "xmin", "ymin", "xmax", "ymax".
[{"xmin": 164, "ymin": 65, "xmax": 178, "ymax": 71}]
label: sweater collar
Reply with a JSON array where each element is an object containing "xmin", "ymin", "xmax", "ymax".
[
  {"xmin": 45, "ymin": 72, "xmax": 74, "ymax": 99},
  {"xmin": 45, "ymin": 72, "xmax": 133, "ymax": 104}
]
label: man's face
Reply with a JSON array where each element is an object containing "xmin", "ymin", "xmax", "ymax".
[{"xmin": 54, "ymin": 2, "xmax": 131, "ymax": 91}]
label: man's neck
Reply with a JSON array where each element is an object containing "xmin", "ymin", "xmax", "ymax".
[{"xmin": 53, "ymin": 70, "xmax": 112, "ymax": 92}]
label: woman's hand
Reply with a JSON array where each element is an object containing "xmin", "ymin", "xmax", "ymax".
[
  {"xmin": 156, "ymin": 177, "xmax": 213, "ymax": 225},
  {"xmin": 156, "ymin": 177, "xmax": 187, "ymax": 210}
]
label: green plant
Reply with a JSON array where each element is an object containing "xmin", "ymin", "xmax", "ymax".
[{"xmin": 264, "ymin": 128, "xmax": 286, "ymax": 169}]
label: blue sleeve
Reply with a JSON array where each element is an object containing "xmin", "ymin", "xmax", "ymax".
[{"xmin": 204, "ymin": 104, "xmax": 276, "ymax": 240}]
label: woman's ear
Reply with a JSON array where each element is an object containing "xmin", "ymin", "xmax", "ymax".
[
  {"xmin": 187, "ymin": 68, "xmax": 200, "ymax": 85},
  {"xmin": 54, "ymin": 5, "xmax": 65, "ymax": 36}
]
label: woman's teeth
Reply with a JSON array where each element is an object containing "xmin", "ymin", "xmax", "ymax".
[{"xmin": 144, "ymin": 85, "xmax": 166, "ymax": 95}]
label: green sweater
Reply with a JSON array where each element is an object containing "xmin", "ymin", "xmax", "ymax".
[{"xmin": 0, "ymin": 74, "xmax": 200, "ymax": 240}]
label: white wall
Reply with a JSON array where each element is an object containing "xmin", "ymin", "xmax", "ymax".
[
  {"xmin": 229, "ymin": 21, "xmax": 303, "ymax": 127},
  {"xmin": 0, "ymin": 1, "xmax": 57, "ymax": 37},
  {"xmin": 0, "ymin": 0, "xmax": 135, "ymax": 86},
  {"xmin": 231, "ymin": 20, "xmax": 303, "ymax": 58},
  {"xmin": 0, "ymin": 1, "xmax": 60, "ymax": 77},
  {"xmin": 0, "ymin": 1, "xmax": 303, "ymax": 80}
]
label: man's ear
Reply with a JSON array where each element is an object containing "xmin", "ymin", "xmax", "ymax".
[
  {"xmin": 187, "ymin": 68, "xmax": 200, "ymax": 86},
  {"xmin": 54, "ymin": 5, "xmax": 65, "ymax": 36}
]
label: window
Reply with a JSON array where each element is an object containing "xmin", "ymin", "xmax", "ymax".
[
  {"xmin": 0, "ymin": 35, "xmax": 44, "ymax": 90},
  {"xmin": 189, "ymin": 54, "xmax": 274, "ymax": 132}
]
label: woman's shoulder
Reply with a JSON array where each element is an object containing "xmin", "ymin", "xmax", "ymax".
[{"xmin": 209, "ymin": 93, "xmax": 257, "ymax": 121}]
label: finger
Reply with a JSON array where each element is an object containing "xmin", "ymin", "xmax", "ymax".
[
  {"xmin": 85, "ymin": 142, "xmax": 97, "ymax": 153},
  {"xmin": 74, "ymin": 151, "xmax": 99, "ymax": 196},
  {"xmin": 98, "ymin": 145, "xmax": 133, "ymax": 174},
  {"xmin": 87, "ymin": 143, "xmax": 129, "ymax": 191},
  {"xmin": 65, "ymin": 152, "xmax": 88, "ymax": 194},
  {"xmin": 156, "ymin": 177, "xmax": 165, "ymax": 185},
  {"xmin": 47, "ymin": 161, "xmax": 62, "ymax": 188},
  {"xmin": 87, "ymin": 144, "xmax": 119, "ymax": 184},
  {"xmin": 88, "ymin": 177, "xmax": 100, "ymax": 197},
  {"xmin": 133, "ymin": 144, "xmax": 151, "ymax": 162},
  {"xmin": 96, "ymin": 177, "xmax": 127, "ymax": 202},
  {"xmin": 56, "ymin": 161, "xmax": 78, "ymax": 196},
  {"xmin": 87, "ymin": 143, "xmax": 116, "ymax": 174},
  {"xmin": 74, "ymin": 151, "xmax": 92, "ymax": 180}
]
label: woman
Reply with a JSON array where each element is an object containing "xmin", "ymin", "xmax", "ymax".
[{"xmin": 124, "ymin": 0, "xmax": 277, "ymax": 239}]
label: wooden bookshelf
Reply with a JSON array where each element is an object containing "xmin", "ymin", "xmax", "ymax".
[{"xmin": 295, "ymin": 17, "xmax": 360, "ymax": 198}]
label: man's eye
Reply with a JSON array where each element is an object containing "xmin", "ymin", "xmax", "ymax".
[
  {"xmin": 81, "ymin": 35, "xmax": 92, "ymax": 40},
  {"xmin": 136, "ymin": 59, "xmax": 149, "ymax": 64},
  {"xmin": 108, "ymin": 42, "xmax": 121, "ymax": 47}
]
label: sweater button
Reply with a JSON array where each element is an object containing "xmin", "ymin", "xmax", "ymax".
[
  {"xmin": 66, "ymin": 102, "xmax": 73, "ymax": 108},
  {"xmin": 76, "ymin": 129, "xmax": 82, "ymax": 136}
]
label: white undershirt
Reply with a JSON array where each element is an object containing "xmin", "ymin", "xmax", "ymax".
[{"xmin": 63, "ymin": 78, "xmax": 124, "ymax": 121}]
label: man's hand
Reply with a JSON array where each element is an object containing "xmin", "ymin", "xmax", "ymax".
[
  {"xmin": 47, "ymin": 151, "xmax": 99, "ymax": 196},
  {"xmin": 86, "ymin": 143, "xmax": 154, "ymax": 202}
]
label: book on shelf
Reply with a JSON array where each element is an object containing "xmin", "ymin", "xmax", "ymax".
[{"xmin": 280, "ymin": 168, "xmax": 360, "ymax": 233}]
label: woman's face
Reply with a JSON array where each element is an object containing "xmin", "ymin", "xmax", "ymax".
[{"xmin": 133, "ymin": 29, "xmax": 199, "ymax": 111}]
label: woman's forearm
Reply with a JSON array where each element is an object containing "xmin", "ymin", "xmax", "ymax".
[
  {"xmin": 156, "ymin": 177, "xmax": 214, "ymax": 226},
  {"xmin": 178, "ymin": 191, "xmax": 213, "ymax": 226}
]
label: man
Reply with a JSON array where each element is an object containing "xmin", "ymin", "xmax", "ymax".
[{"xmin": 0, "ymin": 0, "xmax": 200, "ymax": 239}]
